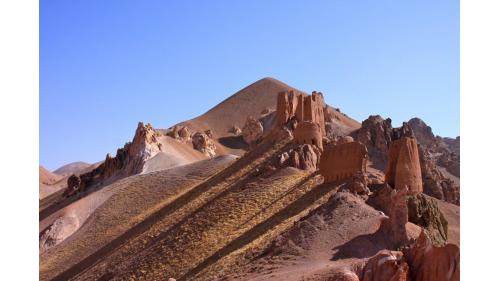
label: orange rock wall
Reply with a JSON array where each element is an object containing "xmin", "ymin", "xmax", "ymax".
[
  {"xmin": 276, "ymin": 90, "xmax": 325, "ymax": 136},
  {"xmin": 319, "ymin": 141, "xmax": 368, "ymax": 183},
  {"xmin": 385, "ymin": 137, "xmax": 423, "ymax": 194},
  {"xmin": 293, "ymin": 121, "xmax": 323, "ymax": 150}
]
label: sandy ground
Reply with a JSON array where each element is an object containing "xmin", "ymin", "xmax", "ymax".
[
  {"xmin": 436, "ymin": 197, "xmax": 460, "ymax": 246},
  {"xmin": 40, "ymin": 155, "xmax": 237, "ymax": 281}
]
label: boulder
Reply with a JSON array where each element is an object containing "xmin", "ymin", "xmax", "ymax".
[
  {"xmin": 287, "ymin": 144, "xmax": 321, "ymax": 171},
  {"xmin": 229, "ymin": 125, "xmax": 242, "ymax": 135},
  {"xmin": 241, "ymin": 116, "xmax": 264, "ymax": 145},
  {"xmin": 360, "ymin": 250, "xmax": 410, "ymax": 281},
  {"xmin": 404, "ymin": 229, "xmax": 459, "ymax": 281},
  {"xmin": 192, "ymin": 131, "xmax": 217, "ymax": 157},
  {"xmin": 178, "ymin": 126, "xmax": 191, "ymax": 141}
]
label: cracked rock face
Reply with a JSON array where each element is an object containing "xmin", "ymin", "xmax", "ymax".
[{"xmin": 419, "ymin": 146, "xmax": 460, "ymax": 205}]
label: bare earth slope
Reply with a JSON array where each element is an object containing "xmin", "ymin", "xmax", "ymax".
[
  {"xmin": 40, "ymin": 155, "xmax": 237, "ymax": 280},
  {"xmin": 39, "ymin": 166, "xmax": 64, "ymax": 199}
]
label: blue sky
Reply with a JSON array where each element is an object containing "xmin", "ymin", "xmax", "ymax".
[{"xmin": 40, "ymin": 0, "xmax": 459, "ymax": 170}]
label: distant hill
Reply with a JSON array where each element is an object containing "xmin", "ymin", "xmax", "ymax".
[{"xmin": 53, "ymin": 161, "xmax": 91, "ymax": 177}]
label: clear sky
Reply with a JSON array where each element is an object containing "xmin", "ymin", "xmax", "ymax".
[{"xmin": 40, "ymin": 0, "xmax": 459, "ymax": 170}]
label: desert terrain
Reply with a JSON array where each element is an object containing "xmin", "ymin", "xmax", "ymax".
[{"xmin": 40, "ymin": 78, "xmax": 459, "ymax": 281}]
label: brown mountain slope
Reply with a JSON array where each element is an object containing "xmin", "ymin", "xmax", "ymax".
[
  {"xmin": 41, "ymin": 130, "xmax": 340, "ymax": 281},
  {"xmin": 181, "ymin": 77, "xmax": 360, "ymax": 153},
  {"xmin": 185, "ymin": 77, "xmax": 306, "ymax": 137},
  {"xmin": 40, "ymin": 166, "xmax": 63, "ymax": 185},
  {"xmin": 39, "ymin": 166, "xmax": 64, "ymax": 199},
  {"xmin": 40, "ymin": 77, "xmax": 361, "ymax": 218}
]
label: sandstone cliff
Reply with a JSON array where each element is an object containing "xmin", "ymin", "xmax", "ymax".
[{"xmin": 385, "ymin": 137, "xmax": 423, "ymax": 194}]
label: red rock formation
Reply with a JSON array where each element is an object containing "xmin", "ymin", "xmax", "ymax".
[
  {"xmin": 360, "ymin": 250, "xmax": 410, "ymax": 281},
  {"xmin": 385, "ymin": 137, "xmax": 423, "ymax": 194},
  {"xmin": 287, "ymin": 144, "xmax": 321, "ymax": 171},
  {"xmin": 293, "ymin": 121, "xmax": 323, "ymax": 150},
  {"xmin": 241, "ymin": 116, "xmax": 264, "ymax": 144},
  {"xmin": 352, "ymin": 116, "xmax": 414, "ymax": 168},
  {"xmin": 381, "ymin": 188, "xmax": 410, "ymax": 247},
  {"xmin": 276, "ymin": 90, "xmax": 325, "ymax": 136},
  {"xmin": 192, "ymin": 131, "xmax": 217, "ymax": 157},
  {"xmin": 351, "ymin": 115, "xmax": 394, "ymax": 170},
  {"xmin": 419, "ymin": 146, "xmax": 460, "ymax": 205},
  {"xmin": 404, "ymin": 230, "xmax": 460, "ymax": 281},
  {"xmin": 64, "ymin": 122, "xmax": 162, "ymax": 197},
  {"xmin": 319, "ymin": 141, "xmax": 368, "ymax": 183}
]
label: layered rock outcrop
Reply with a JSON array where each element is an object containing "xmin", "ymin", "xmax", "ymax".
[
  {"xmin": 419, "ymin": 146, "xmax": 460, "ymax": 205},
  {"xmin": 64, "ymin": 122, "xmax": 162, "ymax": 197},
  {"xmin": 351, "ymin": 116, "xmax": 415, "ymax": 169},
  {"xmin": 276, "ymin": 90, "xmax": 326, "ymax": 136},
  {"xmin": 351, "ymin": 115, "xmax": 393, "ymax": 169},
  {"xmin": 404, "ymin": 230, "xmax": 460, "ymax": 281},
  {"xmin": 385, "ymin": 137, "xmax": 423, "ymax": 194},
  {"xmin": 241, "ymin": 116, "xmax": 264, "ymax": 144},
  {"xmin": 408, "ymin": 118, "xmax": 460, "ymax": 178},
  {"xmin": 192, "ymin": 131, "xmax": 217, "ymax": 157},
  {"xmin": 319, "ymin": 141, "xmax": 368, "ymax": 183},
  {"xmin": 293, "ymin": 121, "xmax": 323, "ymax": 150}
]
